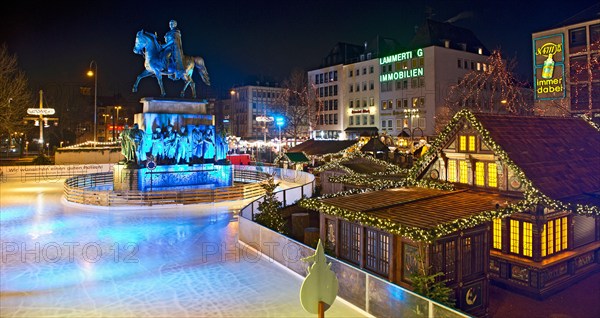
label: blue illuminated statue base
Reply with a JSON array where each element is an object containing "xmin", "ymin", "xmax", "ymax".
[
  {"xmin": 114, "ymin": 97, "xmax": 231, "ymax": 192},
  {"xmin": 113, "ymin": 163, "xmax": 233, "ymax": 192}
]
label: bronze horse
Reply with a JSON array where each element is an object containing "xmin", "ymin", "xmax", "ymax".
[{"xmin": 132, "ymin": 30, "xmax": 210, "ymax": 98}]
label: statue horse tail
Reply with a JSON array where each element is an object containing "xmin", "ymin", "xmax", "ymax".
[{"xmin": 193, "ymin": 57, "xmax": 211, "ymax": 86}]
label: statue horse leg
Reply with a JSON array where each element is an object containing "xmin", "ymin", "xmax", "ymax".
[
  {"xmin": 180, "ymin": 76, "xmax": 196, "ymax": 99},
  {"xmin": 132, "ymin": 69, "xmax": 154, "ymax": 93},
  {"xmin": 153, "ymin": 69, "xmax": 166, "ymax": 97}
]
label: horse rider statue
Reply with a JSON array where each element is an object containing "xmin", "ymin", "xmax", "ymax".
[{"xmin": 162, "ymin": 20, "xmax": 185, "ymax": 80}]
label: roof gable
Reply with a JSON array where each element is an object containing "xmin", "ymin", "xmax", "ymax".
[{"xmin": 417, "ymin": 110, "xmax": 600, "ymax": 204}]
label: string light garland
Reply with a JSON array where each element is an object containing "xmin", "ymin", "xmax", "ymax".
[{"xmin": 62, "ymin": 140, "xmax": 121, "ymax": 149}]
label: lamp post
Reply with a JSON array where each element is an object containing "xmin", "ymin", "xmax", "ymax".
[
  {"xmin": 87, "ymin": 60, "xmax": 98, "ymax": 144},
  {"xmin": 102, "ymin": 113, "xmax": 109, "ymax": 141},
  {"xmin": 275, "ymin": 116, "xmax": 284, "ymax": 152},
  {"xmin": 114, "ymin": 106, "xmax": 122, "ymax": 140}
]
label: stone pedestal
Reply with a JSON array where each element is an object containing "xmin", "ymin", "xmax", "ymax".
[
  {"xmin": 291, "ymin": 212, "xmax": 310, "ymax": 241},
  {"xmin": 113, "ymin": 163, "xmax": 233, "ymax": 192}
]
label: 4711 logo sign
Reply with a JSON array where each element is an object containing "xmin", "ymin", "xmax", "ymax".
[{"xmin": 533, "ymin": 34, "xmax": 565, "ymax": 100}]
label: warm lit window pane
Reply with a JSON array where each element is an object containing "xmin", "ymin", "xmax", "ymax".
[
  {"xmin": 488, "ymin": 163, "xmax": 497, "ymax": 187},
  {"xmin": 475, "ymin": 162, "xmax": 485, "ymax": 186},
  {"xmin": 548, "ymin": 220, "xmax": 554, "ymax": 254},
  {"xmin": 448, "ymin": 160, "xmax": 457, "ymax": 182},
  {"xmin": 493, "ymin": 218, "xmax": 502, "ymax": 249},
  {"xmin": 459, "ymin": 136, "xmax": 467, "ymax": 151},
  {"xmin": 510, "ymin": 219, "xmax": 520, "ymax": 254},
  {"xmin": 469, "ymin": 136, "xmax": 476, "ymax": 151},
  {"xmin": 541, "ymin": 224, "xmax": 547, "ymax": 257},
  {"xmin": 562, "ymin": 217, "xmax": 568, "ymax": 250},
  {"xmin": 523, "ymin": 222, "xmax": 532, "ymax": 257},
  {"xmin": 459, "ymin": 161, "xmax": 468, "ymax": 184},
  {"xmin": 555, "ymin": 219, "xmax": 562, "ymax": 252}
]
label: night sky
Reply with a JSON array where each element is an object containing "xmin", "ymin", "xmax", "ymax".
[{"xmin": 2, "ymin": 0, "xmax": 598, "ymax": 99}]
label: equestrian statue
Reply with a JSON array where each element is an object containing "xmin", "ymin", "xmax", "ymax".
[{"xmin": 132, "ymin": 20, "xmax": 210, "ymax": 98}]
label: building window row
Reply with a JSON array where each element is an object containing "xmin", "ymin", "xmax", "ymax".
[
  {"xmin": 318, "ymin": 85, "xmax": 338, "ymax": 98},
  {"xmin": 541, "ymin": 217, "xmax": 568, "ymax": 257},
  {"xmin": 458, "ymin": 58, "xmax": 489, "ymax": 72},
  {"xmin": 318, "ymin": 113, "xmax": 338, "ymax": 125},
  {"xmin": 349, "ymin": 98, "xmax": 371, "ymax": 108},
  {"xmin": 349, "ymin": 115, "xmax": 375, "ymax": 126},
  {"xmin": 447, "ymin": 159, "xmax": 497, "ymax": 188},
  {"xmin": 348, "ymin": 66, "xmax": 374, "ymax": 78},
  {"xmin": 493, "ymin": 216, "xmax": 569, "ymax": 259},
  {"xmin": 569, "ymin": 24, "xmax": 600, "ymax": 53},
  {"xmin": 252, "ymin": 90, "xmax": 280, "ymax": 99},
  {"xmin": 323, "ymin": 99, "xmax": 338, "ymax": 111},
  {"xmin": 349, "ymin": 81, "xmax": 375, "ymax": 93},
  {"xmin": 315, "ymin": 70, "xmax": 338, "ymax": 84}
]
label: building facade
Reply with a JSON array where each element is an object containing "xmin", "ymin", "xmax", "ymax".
[
  {"xmin": 532, "ymin": 17, "xmax": 600, "ymax": 120},
  {"xmin": 228, "ymin": 84, "xmax": 285, "ymax": 140},
  {"xmin": 308, "ymin": 20, "xmax": 491, "ymax": 140}
]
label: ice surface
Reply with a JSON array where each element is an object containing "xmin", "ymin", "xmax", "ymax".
[{"xmin": 0, "ymin": 180, "xmax": 365, "ymax": 317}]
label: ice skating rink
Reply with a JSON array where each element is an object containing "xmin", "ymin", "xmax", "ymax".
[{"xmin": 0, "ymin": 179, "xmax": 366, "ymax": 317}]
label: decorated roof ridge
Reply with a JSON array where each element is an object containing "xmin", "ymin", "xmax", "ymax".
[
  {"xmin": 362, "ymin": 188, "xmax": 469, "ymax": 212},
  {"xmin": 299, "ymin": 194, "xmax": 527, "ymax": 243},
  {"xmin": 410, "ymin": 109, "xmax": 600, "ymax": 217},
  {"xmin": 313, "ymin": 152, "xmax": 406, "ymax": 175}
]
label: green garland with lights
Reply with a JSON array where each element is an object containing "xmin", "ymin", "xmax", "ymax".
[
  {"xmin": 299, "ymin": 196, "xmax": 527, "ymax": 243},
  {"xmin": 582, "ymin": 114, "xmax": 600, "ymax": 132}
]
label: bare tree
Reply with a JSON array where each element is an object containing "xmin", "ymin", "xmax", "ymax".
[
  {"xmin": 274, "ymin": 69, "xmax": 321, "ymax": 146},
  {"xmin": 0, "ymin": 44, "xmax": 32, "ymax": 138},
  {"xmin": 438, "ymin": 50, "xmax": 532, "ymax": 132}
]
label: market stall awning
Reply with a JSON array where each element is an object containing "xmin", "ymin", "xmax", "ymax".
[
  {"xmin": 284, "ymin": 152, "xmax": 310, "ymax": 163},
  {"xmin": 360, "ymin": 138, "xmax": 389, "ymax": 153}
]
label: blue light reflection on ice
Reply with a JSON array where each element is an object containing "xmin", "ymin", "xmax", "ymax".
[{"xmin": 0, "ymin": 180, "xmax": 365, "ymax": 317}]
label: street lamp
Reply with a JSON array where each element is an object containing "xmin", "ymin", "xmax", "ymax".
[
  {"xmin": 275, "ymin": 116, "xmax": 284, "ymax": 152},
  {"xmin": 113, "ymin": 106, "xmax": 122, "ymax": 140},
  {"xmin": 87, "ymin": 60, "xmax": 98, "ymax": 144},
  {"xmin": 102, "ymin": 113, "xmax": 110, "ymax": 141}
]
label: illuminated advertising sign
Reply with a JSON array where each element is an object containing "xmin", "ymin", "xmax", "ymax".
[
  {"xmin": 533, "ymin": 34, "xmax": 565, "ymax": 100},
  {"xmin": 379, "ymin": 48, "xmax": 424, "ymax": 82}
]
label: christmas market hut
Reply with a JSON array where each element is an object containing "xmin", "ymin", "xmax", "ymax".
[{"xmin": 409, "ymin": 110, "xmax": 600, "ymax": 299}]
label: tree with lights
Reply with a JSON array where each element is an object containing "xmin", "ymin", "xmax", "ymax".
[
  {"xmin": 255, "ymin": 178, "xmax": 286, "ymax": 233},
  {"xmin": 274, "ymin": 69, "xmax": 321, "ymax": 146},
  {"xmin": 437, "ymin": 50, "xmax": 533, "ymax": 132},
  {"xmin": 0, "ymin": 44, "xmax": 32, "ymax": 146}
]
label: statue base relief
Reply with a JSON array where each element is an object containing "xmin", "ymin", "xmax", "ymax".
[{"xmin": 115, "ymin": 97, "xmax": 230, "ymax": 192}]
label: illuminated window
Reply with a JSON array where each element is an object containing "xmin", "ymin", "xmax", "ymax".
[
  {"xmin": 541, "ymin": 217, "xmax": 568, "ymax": 257},
  {"xmin": 555, "ymin": 219, "xmax": 562, "ymax": 252},
  {"xmin": 459, "ymin": 136, "xmax": 467, "ymax": 151},
  {"xmin": 475, "ymin": 162, "xmax": 485, "ymax": 186},
  {"xmin": 469, "ymin": 136, "xmax": 476, "ymax": 151},
  {"xmin": 510, "ymin": 219, "xmax": 520, "ymax": 254},
  {"xmin": 541, "ymin": 224, "xmax": 547, "ymax": 257},
  {"xmin": 523, "ymin": 222, "xmax": 532, "ymax": 257},
  {"xmin": 488, "ymin": 163, "xmax": 497, "ymax": 187},
  {"xmin": 548, "ymin": 219, "xmax": 554, "ymax": 254},
  {"xmin": 448, "ymin": 160, "xmax": 457, "ymax": 182},
  {"xmin": 493, "ymin": 218, "xmax": 502, "ymax": 249},
  {"xmin": 562, "ymin": 218, "xmax": 568, "ymax": 250},
  {"xmin": 459, "ymin": 161, "xmax": 468, "ymax": 184}
]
